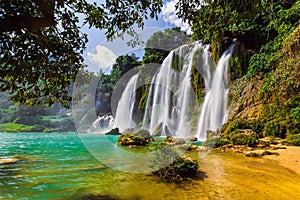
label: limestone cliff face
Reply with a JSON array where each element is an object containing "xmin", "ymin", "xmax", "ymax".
[
  {"xmin": 228, "ymin": 76, "xmax": 263, "ymax": 121},
  {"xmin": 226, "ymin": 23, "xmax": 300, "ymax": 136}
]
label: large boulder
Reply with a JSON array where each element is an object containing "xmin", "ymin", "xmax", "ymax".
[
  {"xmin": 151, "ymin": 155, "xmax": 199, "ymax": 182},
  {"xmin": 130, "ymin": 129, "xmax": 150, "ymax": 138},
  {"xmin": 118, "ymin": 134, "xmax": 148, "ymax": 146},
  {"xmin": 163, "ymin": 136, "xmax": 185, "ymax": 145},
  {"xmin": 105, "ymin": 128, "xmax": 121, "ymax": 135},
  {"xmin": 117, "ymin": 129, "xmax": 154, "ymax": 146},
  {"xmin": 128, "ymin": 129, "xmax": 154, "ymax": 143}
]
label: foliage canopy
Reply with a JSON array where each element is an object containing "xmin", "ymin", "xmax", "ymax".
[{"xmin": 0, "ymin": 0, "xmax": 163, "ymax": 107}]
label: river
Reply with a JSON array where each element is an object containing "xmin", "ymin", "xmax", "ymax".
[{"xmin": 1, "ymin": 132, "xmax": 299, "ymax": 199}]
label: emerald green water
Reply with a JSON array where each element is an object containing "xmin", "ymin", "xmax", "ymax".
[{"xmin": 1, "ymin": 132, "xmax": 300, "ymax": 200}]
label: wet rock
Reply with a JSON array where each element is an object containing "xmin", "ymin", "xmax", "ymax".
[
  {"xmin": 0, "ymin": 156, "xmax": 22, "ymax": 164},
  {"xmin": 128, "ymin": 129, "xmax": 154, "ymax": 143},
  {"xmin": 187, "ymin": 144, "xmax": 201, "ymax": 151},
  {"xmin": 152, "ymin": 123, "xmax": 173, "ymax": 136},
  {"xmin": 79, "ymin": 194, "xmax": 118, "ymax": 200},
  {"xmin": 122, "ymin": 128, "xmax": 135, "ymax": 134},
  {"xmin": 104, "ymin": 128, "xmax": 121, "ymax": 135},
  {"xmin": 152, "ymin": 122, "xmax": 163, "ymax": 136},
  {"xmin": 128, "ymin": 145, "xmax": 137, "ymax": 149},
  {"xmin": 206, "ymin": 130, "xmax": 217, "ymax": 139},
  {"xmin": 163, "ymin": 136, "xmax": 174, "ymax": 144},
  {"xmin": 186, "ymin": 137, "xmax": 198, "ymax": 143},
  {"xmin": 173, "ymin": 138, "xmax": 185, "ymax": 145},
  {"xmin": 245, "ymin": 150, "xmax": 280, "ymax": 157},
  {"xmin": 163, "ymin": 137, "xmax": 185, "ymax": 145},
  {"xmin": 270, "ymin": 146, "xmax": 287, "ymax": 150},
  {"xmin": 118, "ymin": 134, "xmax": 148, "ymax": 146},
  {"xmin": 151, "ymin": 155, "xmax": 199, "ymax": 182},
  {"xmin": 129, "ymin": 129, "xmax": 150, "ymax": 138}
]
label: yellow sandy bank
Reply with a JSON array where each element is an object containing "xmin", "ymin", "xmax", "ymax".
[{"xmin": 264, "ymin": 146, "xmax": 300, "ymax": 175}]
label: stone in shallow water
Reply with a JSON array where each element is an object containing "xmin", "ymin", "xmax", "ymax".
[
  {"xmin": 118, "ymin": 134, "xmax": 148, "ymax": 146},
  {"xmin": 0, "ymin": 157, "xmax": 22, "ymax": 164},
  {"xmin": 186, "ymin": 137, "xmax": 198, "ymax": 143},
  {"xmin": 79, "ymin": 194, "xmax": 118, "ymax": 200},
  {"xmin": 104, "ymin": 128, "xmax": 121, "ymax": 135}
]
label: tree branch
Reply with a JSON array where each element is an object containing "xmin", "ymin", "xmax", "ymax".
[
  {"xmin": 0, "ymin": 16, "xmax": 56, "ymax": 32},
  {"xmin": 0, "ymin": 0, "xmax": 55, "ymax": 32}
]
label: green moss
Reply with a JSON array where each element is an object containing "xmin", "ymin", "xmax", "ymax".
[
  {"xmin": 118, "ymin": 134, "xmax": 149, "ymax": 146},
  {"xmin": 228, "ymin": 130, "xmax": 258, "ymax": 147},
  {"xmin": 150, "ymin": 144, "xmax": 199, "ymax": 182},
  {"xmin": 223, "ymin": 119, "xmax": 252, "ymax": 136},
  {"xmin": 138, "ymin": 85, "xmax": 149, "ymax": 110},
  {"xmin": 0, "ymin": 123, "xmax": 35, "ymax": 132}
]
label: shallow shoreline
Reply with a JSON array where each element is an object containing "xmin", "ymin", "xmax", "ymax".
[{"xmin": 263, "ymin": 146, "xmax": 300, "ymax": 175}]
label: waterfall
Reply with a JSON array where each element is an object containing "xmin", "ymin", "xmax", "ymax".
[
  {"xmin": 142, "ymin": 42, "xmax": 234, "ymax": 139},
  {"xmin": 196, "ymin": 44, "xmax": 235, "ymax": 140},
  {"xmin": 114, "ymin": 74, "xmax": 139, "ymax": 132},
  {"xmin": 91, "ymin": 41, "xmax": 234, "ymax": 139},
  {"xmin": 88, "ymin": 115, "xmax": 114, "ymax": 133},
  {"xmin": 142, "ymin": 42, "xmax": 209, "ymax": 137}
]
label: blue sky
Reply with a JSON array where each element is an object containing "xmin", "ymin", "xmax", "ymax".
[{"xmin": 83, "ymin": 0, "xmax": 191, "ymax": 73}]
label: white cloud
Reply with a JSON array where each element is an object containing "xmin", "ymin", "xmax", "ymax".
[
  {"xmin": 161, "ymin": 0, "xmax": 192, "ymax": 34},
  {"xmin": 86, "ymin": 45, "xmax": 117, "ymax": 73}
]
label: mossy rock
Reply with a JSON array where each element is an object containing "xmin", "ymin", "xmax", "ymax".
[
  {"xmin": 152, "ymin": 155, "xmax": 199, "ymax": 182},
  {"xmin": 229, "ymin": 130, "xmax": 259, "ymax": 147},
  {"xmin": 129, "ymin": 129, "xmax": 150, "ymax": 138},
  {"xmin": 128, "ymin": 129, "xmax": 154, "ymax": 143},
  {"xmin": 118, "ymin": 134, "xmax": 148, "ymax": 146},
  {"xmin": 245, "ymin": 150, "xmax": 279, "ymax": 157}
]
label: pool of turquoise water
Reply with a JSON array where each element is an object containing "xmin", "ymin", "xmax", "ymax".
[{"xmin": 1, "ymin": 132, "xmax": 300, "ymax": 200}]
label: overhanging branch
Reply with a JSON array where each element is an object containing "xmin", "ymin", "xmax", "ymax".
[{"xmin": 0, "ymin": 0, "xmax": 55, "ymax": 32}]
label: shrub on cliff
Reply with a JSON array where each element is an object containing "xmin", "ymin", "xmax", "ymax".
[{"xmin": 287, "ymin": 134, "xmax": 300, "ymax": 146}]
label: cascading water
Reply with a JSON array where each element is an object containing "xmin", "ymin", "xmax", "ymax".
[
  {"xmin": 142, "ymin": 42, "xmax": 209, "ymax": 137},
  {"xmin": 89, "ymin": 74, "xmax": 139, "ymax": 133},
  {"xmin": 88, "ymin": 115, "xmax": 114, "ymax": 133},
  {"xmin": 114, "ymin": 73, "xmax": 139, "ymax": 132},
  {"xmin": 196, "ymin": 44, "xmax": 235, "ymax": 140},
  {"xmin": 142, "ymin": 42, "xmax": 234, "ymax": 139},
  {"xmin": 91, "ymin": 41, "xmax": 234, "ymax": 140}
]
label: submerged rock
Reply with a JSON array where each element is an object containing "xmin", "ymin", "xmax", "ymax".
[
  {"xmin": 0, "ymin": 156, "xmax": 22, "ymax": 164},
  {"xmin": 79, "ymin": 194, "xmax": 118, "ymax": 200}
]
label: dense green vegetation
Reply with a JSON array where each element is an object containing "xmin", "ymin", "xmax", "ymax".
[
  {"xmin": 0, "ymin": 0, "xmax": 163, "ymax": 107},
  {"xmin": 149, "ymin": 143, "xmax": 198, "ymax": 182},
  {"xmin": 174, "ymin": 0, "xmax": 300, "ymax": 145},
  {"xmin": 1, "ymin": 1, "xmax": 299, "ymax": 143},
  {"xmin": 0, "ymin": 92, "xmax": 75, "ymax": 132},
  {"xmin": 96, "ymin": 54, "xmax": 141, "ymax": 116}
]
